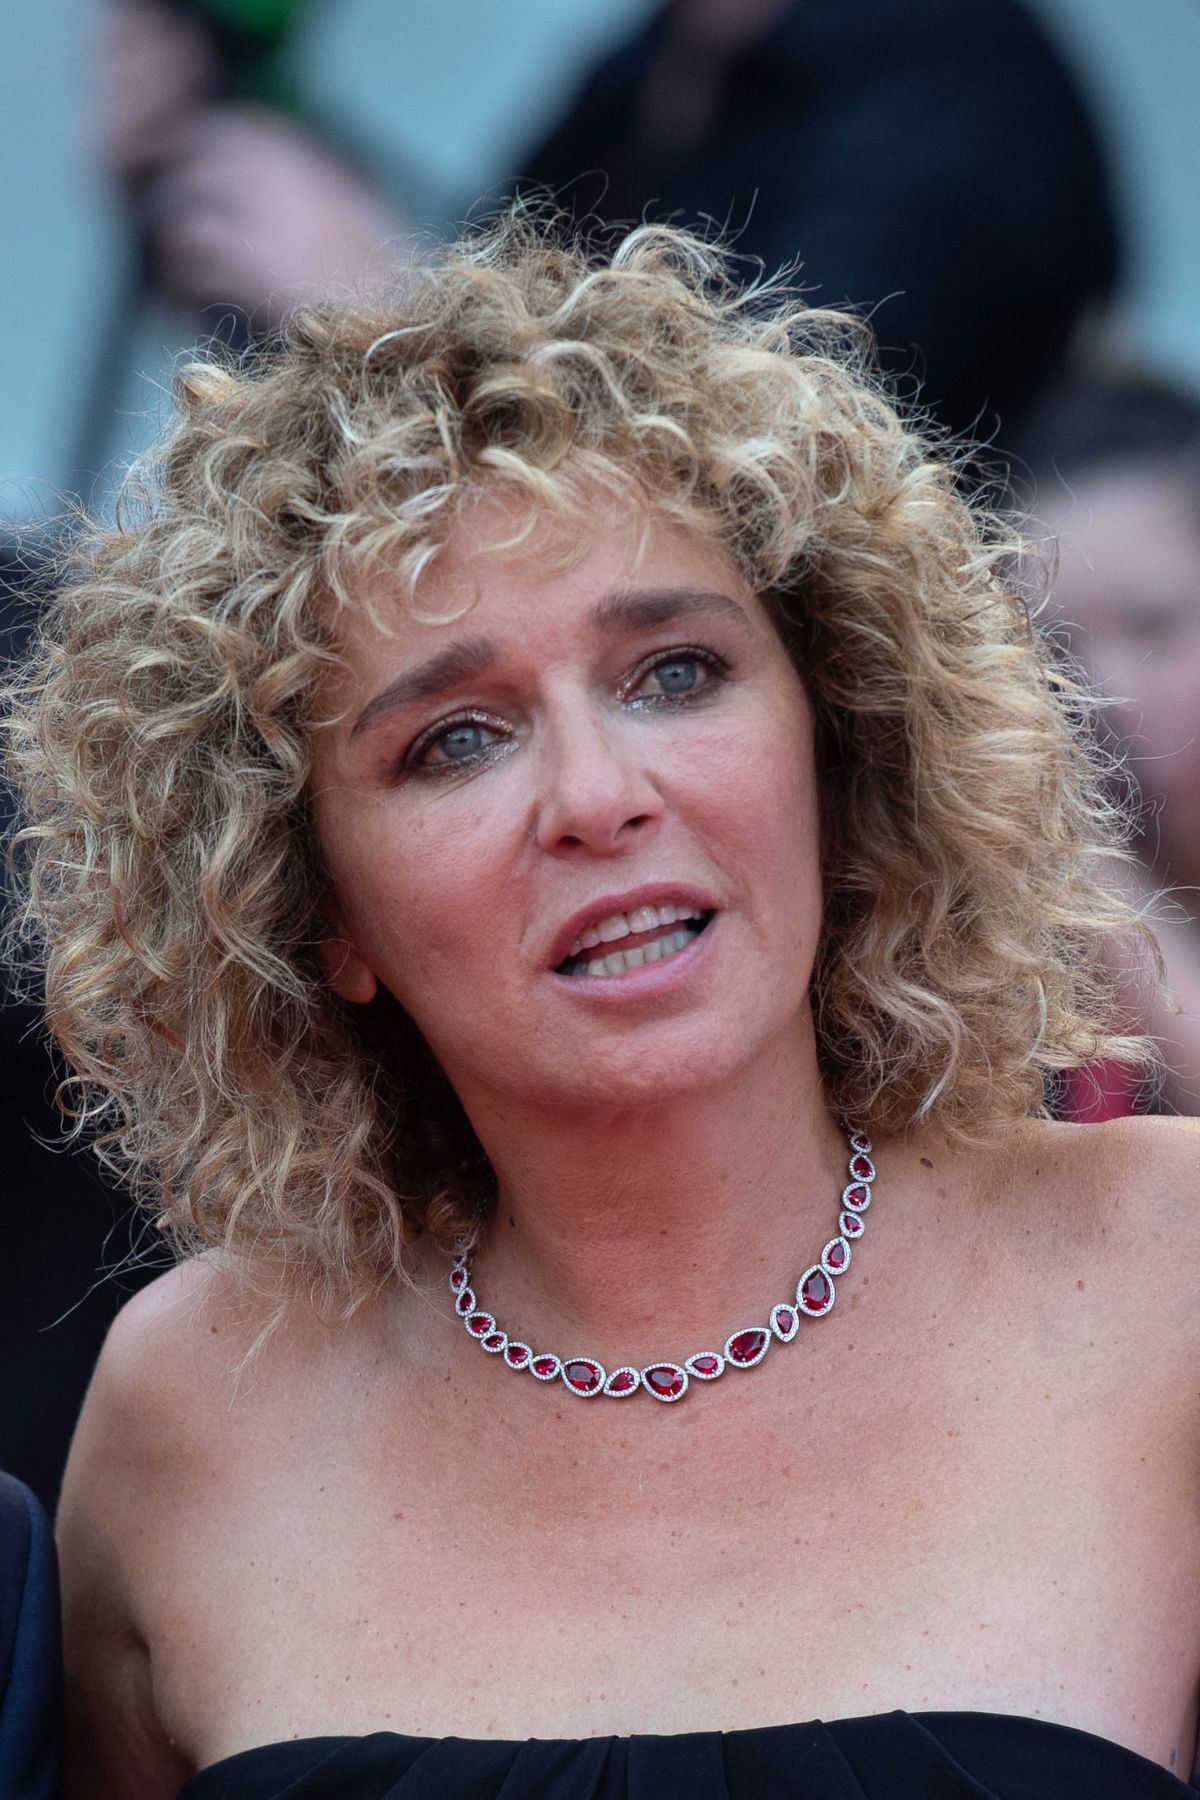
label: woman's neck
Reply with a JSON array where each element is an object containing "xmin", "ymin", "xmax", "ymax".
[{"xmin": 452, "ymin": 1023, "xmax": 851, "ymax": 1364}]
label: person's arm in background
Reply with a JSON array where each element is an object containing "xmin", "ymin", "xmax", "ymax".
[{"xmin": 98, "ymin": 0, "xmax": 401, "ymax": 328}]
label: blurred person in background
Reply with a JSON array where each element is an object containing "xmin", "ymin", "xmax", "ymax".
[
  {"xmin": 1020, "ymin": 373, "xmax": 1200, "ymax": 1119},
  {"xmin": 98, "ymin": 0, "xmax": 1118, "ymax": 441}
]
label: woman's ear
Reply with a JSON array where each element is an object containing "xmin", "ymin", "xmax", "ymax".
[{"xmin": 318, "ymin": 933, "xmax": 379, "ymax": 1005}]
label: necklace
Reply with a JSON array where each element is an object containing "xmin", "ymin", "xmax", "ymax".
[{"xmin": 448, "ymin": 1124, "xmax": 875, "ymax": 1403}]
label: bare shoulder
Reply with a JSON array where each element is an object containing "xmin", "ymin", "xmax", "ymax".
[
  {"xmin": 1004, "ymin": 1112, "xmax": 1197, "ymax": 1217},
  {"xmin": 1002, "ymin": 1114, "xmax": 1200, "ymax": 1341},
  {"xmin": 70, "ymin": 1255, "xmax": 253, "ymax": 1463},
  {"xmin": 66, "ymin": 1249, "xmax": 348, "ymax": 1492},
  {"xmin": 57, "ymin": 1255, "xmax": 356, "ymax": 1796},
  {"xmin": 1047, "ymin": 1112, "xmax": 1198, "ymax": 1229},
  {"xmin": 56, "ymin": 1258, "xmax": 240, "ymax": 1799},
  {"xmin": 1071, "ymin": 1110, "xmax": 1199, "ymax": 1183},
  {"xmin": 59, "ymin": 1257, "xmax": 252, "ymax": 1576}
]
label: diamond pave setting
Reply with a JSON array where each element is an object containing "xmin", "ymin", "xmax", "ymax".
[{"xmin": 448, "ymin": 1124, "xmax": 875, "ymax": 1404}]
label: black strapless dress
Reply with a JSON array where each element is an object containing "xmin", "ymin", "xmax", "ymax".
[{"xmin": 179, "ymin": 1711, "xmax": 1199, "ymax": 1798}]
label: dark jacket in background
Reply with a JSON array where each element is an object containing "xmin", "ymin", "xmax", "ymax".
[
  {"xmin": 0, "ymin": 1473, "xmax": 63, "ymax": 1800},
  {"xmin": 524, "ymin": 0, "xmax": 1118, "ymax": 442}
]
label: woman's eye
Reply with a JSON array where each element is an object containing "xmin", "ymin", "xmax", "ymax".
[
  {"xmin": 648, "ymin": 658, "xmax": 701, "ymax": 695},
  {"xmin": 408, "ymin": 717, "xmax": 505, "ymax": 773},
  {"xmin": 627, "ymin": 650, "xmax": 722, "ymax": 705}
]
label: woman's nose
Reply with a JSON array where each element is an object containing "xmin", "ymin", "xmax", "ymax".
[{"xmin": 533, "ymin": 708, "xmax": 664, "ymax": 855}]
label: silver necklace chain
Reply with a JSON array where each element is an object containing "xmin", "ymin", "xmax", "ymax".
[{"xmin": 448, "ymin": 1125, "xmax": 875, "ymax": 1403}]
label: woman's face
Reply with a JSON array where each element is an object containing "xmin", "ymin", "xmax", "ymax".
[{"xmin": 309, "ymin": 492, "xmax": 823, "ymax": 1119}]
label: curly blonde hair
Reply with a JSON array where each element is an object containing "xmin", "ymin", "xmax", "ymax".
[{"xmin": 2, "ymin": 211, "xmax": 1152, "ymax": 1302}]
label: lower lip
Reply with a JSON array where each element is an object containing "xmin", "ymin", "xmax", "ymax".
[{"xmin": 550, "ymin": 916, "xmax": 718, "ymax": 1000}]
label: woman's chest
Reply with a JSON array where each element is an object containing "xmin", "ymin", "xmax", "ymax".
[{"xmin": 147, "ymin": 1338, "xmax": 1200, "ymax": 1778}]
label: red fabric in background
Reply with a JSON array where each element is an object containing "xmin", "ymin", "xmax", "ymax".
[{"xmin": 1058, "ymin": 1059, "xmax": 1141, "ymax": 1122}]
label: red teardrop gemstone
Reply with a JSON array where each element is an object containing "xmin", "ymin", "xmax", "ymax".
[
  {"xmin": 532, "ymin": 1355, "xmax": 559, "ymax": 1378},
  {"xmin": 504, "ymin": 1342, "xmax": 531, "ymax": 1368},
  {"xmin": 454, "ymin": 1286, "xmax": 475, "ymax": 1315},
  {"xmin": 773, "ymin": 1306, "xmax": 797, "ymax": 1339},
  {"xmin": 467, "ymin": 1312, "xmax": 494, "ymax": 1336},
  {"xmin": 840, "ymin": 1210, "xmax": 865, "ymax": 1238},
  {"xmin": 800, "ymin": 1270, "xmax": 832, "ymax": 1313},
  {"xmin": 563, "ymin": 1360, "xmax": 602, "ymax": 1394},
  {"xmin": 643, "ymin": 1364, "xmax": 686, "ymax": 1400},
  {"xmin": 690, "ymin": 1355, "xmax": 721, "ymax": 1376},
  {"xmin": 606, "ymin": 1369, "xmax": 638, "ymax": 1394},
  {"xmin": 727, "ymin": 1329, "xmax": 769, "ymax": 1366},
  {"xmin": 483, "ymin": 1332, "xmax": 506, "ymax": 1351},
  {"xmin": 826, "ymin": 1242, "xmax": 847, "ymax": 1270},
  {"xmin": 850, "ymin": 1154, "xmax": 875, "ymax": 1181},
  {"xmin": 843, "ymin": 1184, "xmax": 870, "ymax": 1210},
  {"xmin": 450, "ymin": 1267, "xmax": 467, "ymax": 1290}
]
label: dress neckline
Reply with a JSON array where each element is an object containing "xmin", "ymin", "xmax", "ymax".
[{"xmin": 181, "ymin": 1706, "xmax": 1200, "ymax": 1793}]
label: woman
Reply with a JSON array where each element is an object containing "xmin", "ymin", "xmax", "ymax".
[{"xmin": 5, "ymin": 216, "xmax": 1198, "ymax": 1798}]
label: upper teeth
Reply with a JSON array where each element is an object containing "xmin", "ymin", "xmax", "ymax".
[{"xmin": 566, "ymin": 903, "xmax": 705, "ymax": 959}]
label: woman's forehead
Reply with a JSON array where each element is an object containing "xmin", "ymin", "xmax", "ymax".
[{"xmin": 340, "ymin": 494, "xmax": 753, "ymax": 657}]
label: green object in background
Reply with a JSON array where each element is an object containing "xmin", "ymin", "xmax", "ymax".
[
  {"xmin": 173, "ymin": 0, "xmax": 324, "ymax": 109},
  {"xmin": 189, "ymin": 0, "xmax": 315, "ymax": 48}
]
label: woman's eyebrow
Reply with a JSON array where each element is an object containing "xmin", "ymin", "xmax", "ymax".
[
  {"xmin": 591, "ymin": 586, "xmax": 752, "ymax": 635},
  {"xmin": 350, "ymin": 588, "xmax": 750, "ymax": 737},
  {"xmin": 351, "ymin": 635, "xmax": 497, "ymax": 737}
]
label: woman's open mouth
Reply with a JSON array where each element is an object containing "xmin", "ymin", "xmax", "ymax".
[{"xmin": 555, "ymin": 904, "xmax": 714, "ymax": 978}]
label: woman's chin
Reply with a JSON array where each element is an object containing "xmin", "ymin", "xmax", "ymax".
[{"xmin": 517, "ymin": 1011, "xmax": 806, "ymax": 1119}]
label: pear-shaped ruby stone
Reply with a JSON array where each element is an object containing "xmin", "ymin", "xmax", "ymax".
[
  {"xmin": 643, "ymin": 1364, "xmax": 687, "ymax": 1401},
  {"xmin": 482, "ymin": 1331, "xmax": 506, "ymax": 1352},
  {"xmin": 850, "ymin": 1153, "xmax": 875, "ymax": 1182},
  {"xmin": 727, "ymin": 1329, "xmax": 769, "ymax": 1366},
  {"xmin": 825, "ymin": 1241, "xmax": 847, "ymax": 1271},
  {"xmin": 690, "ymin": 1355, "xmax": 722, "ymax": 1377},
  {"xmin": 843, "ymin": 1183, "xmax": 870, "ymax": 1211},
  {"xmin": 563, "ymin": 1360, "xmax": 603, "ymax": 1395},
  {"xmin": 504, "ymin": 1342, "xmax": 531, "ymax": 1369},
  {"xmin": 466, "ymin": 1311, "xmax": 494, "ymax": 1336},
  {"xmin": 800, "ymin": 1270, "xmax": 833, "ymax": 1314},
  {"xmin": 840, "ymin": 1210, "xmax": 865, "ymax": 1238},
  {"xmin": 450, "ymin": 1266, "xmax": 467, "ymax": 1291},
  {"xmin": 606, "ymin": 1368, "xmax": 639, "ymax": 1395}
]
